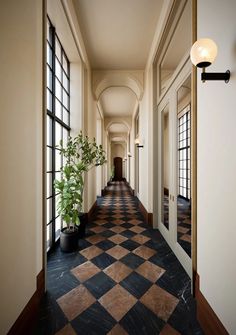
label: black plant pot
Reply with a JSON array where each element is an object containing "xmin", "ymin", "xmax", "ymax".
[
  {"xmin": 60, "ymin": 227, "xmax": 79, "ymax": 253},
  {"xmin": 78, "ymin": 212, "xmax": 87, "ymax": 238}
]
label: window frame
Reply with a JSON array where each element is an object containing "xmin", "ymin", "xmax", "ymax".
[
  {"xmin": 46, "ymin": 18, "xmax": 71, "ymax": 251},
  {"xmin": 178, "ymin": 104, "xmax": 191, "ymax": 200}
]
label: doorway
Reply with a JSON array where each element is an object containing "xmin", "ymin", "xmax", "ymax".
[{"xmin": 114, "ymin": 157, "xmax": 123, "ymax": 181}]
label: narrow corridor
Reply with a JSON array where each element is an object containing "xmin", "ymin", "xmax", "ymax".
[{"xmin": 36, "ymin": 182, "xmax": 203, "ymax": 335}]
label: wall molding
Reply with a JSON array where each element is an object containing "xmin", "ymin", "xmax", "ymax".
[
  {"xmin": 138, "ymin": 199, "xmax": 153, "ymax": 227},
  {"xmin": 195, "ymin": 273, "xmax": 229, "ymax": 335},
  {"xmin": 8, "ymin": 269, "xmax": 45, "ymax": 335}
]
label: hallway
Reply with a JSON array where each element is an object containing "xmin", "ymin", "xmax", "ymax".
[{"xmin": 36, "ymin": 182, "xmax": 202, "ymax": 335}]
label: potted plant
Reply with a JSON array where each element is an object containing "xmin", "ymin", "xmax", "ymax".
[{"xmin": 54, "ymin": 131, "xmax": 106, "ymax": 252}]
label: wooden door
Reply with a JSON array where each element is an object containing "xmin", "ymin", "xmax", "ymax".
[{"xmin": 114, "ymin": 157, "xmax": 122, "ymax": 181}]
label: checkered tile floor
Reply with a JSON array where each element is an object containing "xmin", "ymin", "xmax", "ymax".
[{"xmin": 35, "ymin": 181, "xmax": 203, "ymax": 335}]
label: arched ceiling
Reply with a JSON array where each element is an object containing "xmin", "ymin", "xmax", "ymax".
[
  {"xmin": 108, "ymin": 122, "xmax": 128, "ymax": 134},
  {"xmin": 73, "ymin": 0, "xmax": 164, "ymax": 70},
  {"xmin": 99, "ymin": 87, "xmax": 136, "ymax": 117}
]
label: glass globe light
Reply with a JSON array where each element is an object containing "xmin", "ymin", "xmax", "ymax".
[{"xmin": 190, "ymin": 38, "xmax": 218, "ymax": 68}]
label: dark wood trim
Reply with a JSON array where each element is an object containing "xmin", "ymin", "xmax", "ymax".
[
  {"xmin": 8, "ymin": 269, "xmax": 45, "ymax": 335},
  {"xmin": 138, "ymin": 199, "xmax": 153, "ymax": 227},
  {"xmin": 164, "ymin": 187, "xmax": 169, "ymax": 196},
  {"xmin": 87, "ymin": 200, "xmax": 97, "ymax": 221},
  {"xmin": 195, "ymin": 273, "xmax": 229, "ymax": 335}
]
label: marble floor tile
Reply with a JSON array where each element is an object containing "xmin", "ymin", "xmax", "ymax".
[
  {"xmin": 107, "ymin": 324, "xmax": 128, "ymax": 335},
  {"xmin": 99, "ymin": 284, "xmax": 137, "ymax": 321},
  {"xmin": 128, "ymin": 219, "xmax": 143, "ymax": 225},
  {"xmin": 120, "ymin": 272, "xmax": 152, "ymax": 299},
  {"xmin": 83, "ymin": 272, "xmax": 116, "ymax": 299},
  {"xmin": 132, "ymin": 245, "xmax": 156, "ymax": 260},
  {"xmin": 106, "ymin": 245, "xmax": 130, "ymax": 260},
  {"xmin": 71, "ymin": 302, "xmax": 116, "ymax": 335},
  {"xmin": 80, "ymin": 245, "xmax": 103, "ymax": 260},
  {"xmin": 129, "ymin": 226, "xmax": 146, "ymax": 233},
  {"xmin": 70, "ymin": 261, "xmax": 100, "ymax": 283},
  {"xmin": 55, "ymin": 324, "xmax": 77, "ymax": 335},
  {"xmin": 180, "ymin": 234, "xmax": 191, "ymax": 242},
  {"xmin": 135, "ymin": 261, "xmax": 166, "ymax": 283},
  {"xmin": 110, "ymin": 226, "xmax": 126, "ymax": 233},
  {"xmin": 56, "ymin": 285, "xmax": 96, "ymax": 321},
  {"xmin": 160, "ymin": 323, "xmax": 181, "ymax": 334},
  {"xmin": 85, "ymin": 234, "xmax": 105, "ymax": 244},
  {"xmin": 108, "ymin": 234, "xmax": 128, "ymax": 244},
  {"xmin": 120, "ymin": 301, "xmax": 165, "ymax": 335},
  {"xmin": 35, "ymin": 181, "xmax": 202, "ymax": 335},
  {"xmin": 131, "ymin": 234, "xmax": 151, "ymax": 244},
  {"xmin": 103, "ymin": 261, "xmax": 132, "ymax": 283},
  {"xmin": 120, "ymin": 252, "xmax": 145, "ymax": 269},
  {"xmin": 140, "ymin": 285, "xmax": 179, "ymax": 322},
  {"xmin": 89, "ymin": 226, "xmax": 106, "ymax": 233}
]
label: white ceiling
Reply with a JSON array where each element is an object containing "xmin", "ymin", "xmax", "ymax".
[
  {"xmin": 108, "ymin": 123, "xmax": 128, "ymax": 133},
  {"xmin": 99, "ymin": 87, "xmax": 136, "ymax": 117},
  {"xmin": 73, "ymin": 0, "xmax": 164, "ymax": 70}
]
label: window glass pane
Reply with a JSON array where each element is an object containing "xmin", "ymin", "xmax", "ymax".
[
  {"xmin": 63, "ymin": 128, "xmax": 69, "ymax": 146},
  {"xmin": 47, "ymin": 173, "xmax": 52, "ymax": 198},
  {"xmin": 47, "ymin": 89, "xmax": 52, "ymax": 112},
  {"xmin": 47, "ymin": 45, "xmax": 52, "ymax": 67},
  {"xmin": 55, "ymin": 58, "xmax": 62, "ymax": 81},
  {"xmin": 63, "ymin": 108, "xmax": 69, "ymax": 125},
  {"xmin": 47, "ymin": 67, "xmax": 52, "ymax": 90},
  {"xmin": 47, "ymin": 20, "xmax": 52, "ymax": 44},
  {"xmin": 55, "ymin": 216, "xmax": 61, "ymax": 241},
  {"xmin": 63, "ymin": 90, "xmax": 69, "ymax": 109},
  {"xmin": 47, "ymin": 116, "xmax": 52, "ymax": 146},
  {"xmin": 47, "ymin": 198, "xmax": 52, "ymax": 223},
  {"xmin": 55, "ymin": 98, "xmax": 62, "ymax": 119},
  {"xmin": 63, "ymin": 72, "xmax": 69, "ymax": 92},
  {"xmin": 55, "ymin": 149, "xmax": 62, "ymax": 171},
  {"xmin": 55, "ymin": 38, "xmax": 61, "ymax": 60},
  {"xmin": 62, "ymin": 54, "xmax": 68, "ymax": 73},
  {"xmin": 47, "ymin": 224, "xmax": 51, "ymax": 250},
  {"xmin": 55, "ymin": 172, "xmax": 62, "ymax": 183},
  {"xmin": 55, "ymin": 122, "xmax": 62, "ymax": 147},
  {"xmin": 47, "ymin": 147, "xmax": 52, "ymax": 171},
  {"xmin": 55, "ymin": 79, "xmax": 62, "ymax": 101}
]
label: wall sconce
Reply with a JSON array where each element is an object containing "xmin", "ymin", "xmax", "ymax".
[
  {"xmin": 127, "ymin": 152, "xmax": 132, "ymax": 157},
  {"xmin": 135, "ymin": 138, "xmax": 144, "ymax": 148},
  {"xmin": 190, "ymin": 38, "xmax": 230, "ymax": 83}
]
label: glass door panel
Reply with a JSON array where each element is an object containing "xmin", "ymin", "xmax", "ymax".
[
  {"xmin": 176, "ymin": 75, "xmax": 192, "ymax": 258},
  {"xmin": 161, "ymin": 104, "xmax": 170, "ymax": 230}
]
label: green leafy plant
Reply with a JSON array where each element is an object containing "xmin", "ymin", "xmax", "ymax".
[{"xmin": 54, "ymin": 131, "xmax": 106, "ymax": 232}]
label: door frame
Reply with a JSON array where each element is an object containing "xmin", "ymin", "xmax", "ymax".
[
  {"xmin": 153, "ymin": 0, "xmax": 197, "ymax": 286},
  {"xmin": 157, "ymin": 59, "xmax": 192, "ymax": 277}
]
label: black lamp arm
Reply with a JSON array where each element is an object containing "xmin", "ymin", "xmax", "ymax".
[{"xmin": 201, "ymin": 70, "xmax": 230, "ymax": 83}]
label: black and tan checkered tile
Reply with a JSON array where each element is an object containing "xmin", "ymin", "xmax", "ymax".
[{"xmin": 35, "ymin": 181, "xmax": 203, "ymax": 335}]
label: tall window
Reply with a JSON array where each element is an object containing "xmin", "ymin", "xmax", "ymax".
[
  {"xmin": 178, "ymin": 105, "xmax": 190, "ymax": 199},
  {"xmin": 46, "ymin": 18, "xmax": 70, "ymax": 251}
]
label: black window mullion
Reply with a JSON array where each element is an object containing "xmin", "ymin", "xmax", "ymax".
[{"xmin": 51, "ymin": 25, "xmax": 56, "ymax": 245}]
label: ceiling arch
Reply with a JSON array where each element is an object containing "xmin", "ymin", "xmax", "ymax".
[
  {"xmin": 106, "ymin": 120, "xmax": 130, "ymax": 133},
  {"xmin": 94, "ymin": 72, "xmax": 143, "ymax": 101}
]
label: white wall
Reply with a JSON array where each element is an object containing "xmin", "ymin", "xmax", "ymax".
[
  {"xmin": 138, "ymin": 69, "xmax": 152, "ymax": 211},
  {"xmin": 111, "ymin": 143, "xmax": 125, "ymax": 163},
  {"xmin": 197, "ymin": 0, "xmax": 236, "ymax": 333},
  {"xmin": 0, "ymin": 1, "xmax": 43, "ymax": 333}
]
